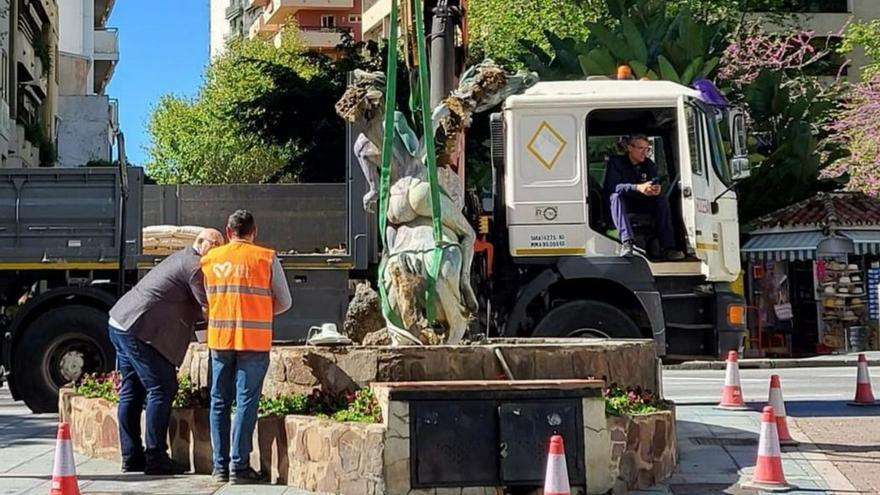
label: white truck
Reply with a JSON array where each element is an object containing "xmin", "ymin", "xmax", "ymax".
[{"xmin": 475, "ymin": 78, "xmax": 750, "ymax": 358}]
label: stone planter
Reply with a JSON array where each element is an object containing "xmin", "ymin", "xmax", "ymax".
[
  {"xmin": 60, "ymin": 383, "xmax": 677, "ymax": 494},
  {"xmin": 61, "ymin": 389, "xmax": 121, "ymax": 463},
  {"xmin": 59, "ymin": 388, "xmax": 213, "ymax": 473},
  {"xmin": 251, "ymin": 415, "xmax": 290, "ymax": 484},
  {"xmin": 607, "ymin": 408, "xmax": 677, "ymax": 494},
  {"xmin": 168, "ymin": 406, "xmax": 213, "ymax": 474},
  {"xmin": 284, "ymin": 415, "xmax": 385, "ymax": 494},
  {"xmin": 179, "ymin": 339, "xmax": 659, "ymax": 398}
]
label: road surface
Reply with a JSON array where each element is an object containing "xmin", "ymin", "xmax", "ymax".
[{"xmin": 662, "ymin": 365, "xmax": 880, "ymax": 405}]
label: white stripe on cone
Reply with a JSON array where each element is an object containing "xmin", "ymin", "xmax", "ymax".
[
  {"xmin": 757, "ymin": 420, "xmax": 782, "ymax": 457},
  {"xmin": 857, "ymin": 361, "xmax": 871, "ymax": 385},
  {"xmin": 544, "ymin": 453, "xmax": 570, "ymax": 494},
  {"xmin": 768, "ymin": 387, "xmax": 787, "ymax": 418},
  {"xmin": 725, "ymin": 360, "xmax": 742, "ymax": 387},
  {"xmin": 53, "ymin": 439, "xmax": 76, "ymax": 476}
]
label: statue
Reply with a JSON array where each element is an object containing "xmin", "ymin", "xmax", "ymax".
[{"xmin": 336, "ymin": 61, "xmax": 538, "ymax": 345}]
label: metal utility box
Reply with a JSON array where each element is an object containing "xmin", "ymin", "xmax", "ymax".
[{"xmin": 405, "ymin": 387, "xmax": 592, "ymax": 489}]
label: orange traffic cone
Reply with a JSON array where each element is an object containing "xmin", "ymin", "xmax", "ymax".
[
  {"xmin": 742, "ymin": 406, "xmax": 792, "ymax": 492},
  {"xmin": 50, "ymin": 422, "xmax": 81, "ymax": 495},
  {"xmin": 767, "ymin": 375, "xmax": 797, "ymax": 446},
  {"xmin": 718, "ymin": 350, "xmax": 748, "ymax": 410},
  {"xmin": 543, "ymin": 434, "xmax": 571, "ymax": 495},
  {"xmin": 849, "ymin": 353, "xmax": 877, "ymax": 406}
]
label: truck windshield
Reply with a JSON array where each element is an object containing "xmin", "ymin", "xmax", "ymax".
[{"xmin": 703, "ymin": 107, "xmax": 732, "ymax": 186}]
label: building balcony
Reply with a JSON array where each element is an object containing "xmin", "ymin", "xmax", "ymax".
[
  {"xmin": 296, "ymin": 26, "xmax": 350, "ymax": 49},
  {"xmin": 249, "ymin": 14, "xmax": 281, "ymax": 38},
  {"xmin": 94, "ymin": 28, "xmax": 119, "ymax": 94},
  {"xmin": 263, "ymin": 0, "xmax": 354, "ymax": 26},
  {"xmin": 226, "ymin": 3, "xmax": 243, "ymax": 20},
  {"xmin": 94, "ymin": 28, "xmax": 119, "ymax": 61},
  {"xmin": 362, "ymin": 0, "xmax": 391, "ymax": 34},
  {"xmin": 94, "ymin": 0, "xmax": 117, "ymax": 28},
  {"xmin": 14, "ymin": 31, "xmax": 46, "ymax": 92}
]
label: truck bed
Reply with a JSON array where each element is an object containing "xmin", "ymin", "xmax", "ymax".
[{"xmin": 0, "ymin": 168, "xmax": 141, "ymax": 268}]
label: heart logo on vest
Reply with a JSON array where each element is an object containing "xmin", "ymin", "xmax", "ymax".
[{"xmin": 213, "ymin": 261, "xmax": 232, "ymax": 278}]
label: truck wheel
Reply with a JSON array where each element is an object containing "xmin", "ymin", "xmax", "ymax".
[
  {"xmin": 532, "ymin": 300, "xmax": 642, "ymax": 339},
  {"xmin": 13, "ymin": 305, "xmax": 114, "ymax": 413}
]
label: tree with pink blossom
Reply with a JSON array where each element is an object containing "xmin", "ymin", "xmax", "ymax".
[{"xmin": 822, "ymin": 76, "xmax": 880, "ymax": 197}]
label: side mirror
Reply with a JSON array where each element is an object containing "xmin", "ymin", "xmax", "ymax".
[{"xmin": 728, "ymin": 108, "xmax": 750, "ymax": 181}]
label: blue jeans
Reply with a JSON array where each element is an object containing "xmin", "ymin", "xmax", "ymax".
[
  {"xmin": 109, "ymin": 327, "xmax": 178, "ymax": 464},
  {"xmin": 610, "ymin": 192, "xmax": 676, "ymax": 248},
  {"xmin": 210, "ymin": 350, "xmax": 270, "ymax": 473}
]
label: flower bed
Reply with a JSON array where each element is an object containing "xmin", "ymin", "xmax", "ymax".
[{"xmin": 61, "ymin": 375, "xmax": 676, "ymax": 493}]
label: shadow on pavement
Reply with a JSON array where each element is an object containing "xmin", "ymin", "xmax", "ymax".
[{"xmin": 783, "ymin": 400, "xmax": 880, "ymax": 418}]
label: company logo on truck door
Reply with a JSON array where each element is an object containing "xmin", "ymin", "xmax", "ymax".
[
  {"xmin": 526, "ymin": 121, "xmax": 567, "ymax": 170},
  {"xmin": 534, "ymin": 206, "xmax": 558, "ymax": 221}
]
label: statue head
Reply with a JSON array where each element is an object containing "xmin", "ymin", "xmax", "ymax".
[{"xmin": 335, "ymin": 70, "xmax": 387, "ymax": 126}]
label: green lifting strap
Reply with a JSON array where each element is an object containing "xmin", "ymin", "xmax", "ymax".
[
  {"xmin": 376, "ymin": 0, "xmax": 445, "ymax": 331},
  {"xmin": 376, "ymin": 0, "xmax": 404, "ymax": 331},
  {"xmin": 411, "ymin": 0, "xmax": 444, "ymax": 324}
]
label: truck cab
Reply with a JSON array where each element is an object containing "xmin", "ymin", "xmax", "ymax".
[{"xmin": 487, "ymin": 80, "xmax": 749, "ymax": 358}]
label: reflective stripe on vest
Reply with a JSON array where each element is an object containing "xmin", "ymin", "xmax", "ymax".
[{"xmin": 201, "ymin": 242, "xmax": 275, "ymax": 352}]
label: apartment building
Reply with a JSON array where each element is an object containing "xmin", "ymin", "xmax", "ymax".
[
  {"xmin": 758, "ymin": 0, "xmax": 880, "ymax": 82},
  {"xmin": 210, "ymin": 0, "xmax": 264, "ymax": 58},
  {"xmin": 55, "ymin": 0, "xmax": 119, "ymax": 167},
  {"xmin": 211, "ymin": 0, "xmax": 362, "ymax": 57},
  {"xmin": 0, "ymin": 0, "xmax": 59, "ymax": 168},
  {"xmin": 361, "ymin": 0, "xmax": 393, "ymax": 43}
]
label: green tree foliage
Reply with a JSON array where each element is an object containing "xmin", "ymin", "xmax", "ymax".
[
  {"xmin": 467, "ymin": 0, "xmax": 601, "ymax": 66},
  {"xmin": 146, "ymin": 30, "xmax": 312, "ymax": 184},
  {"xmin": 841, "ymin": 20, "xmax": 880, "ymax": 79},
  {"xmin": 225, "ymin": 34, "xmax": 388, "ymax": 182},
  {"xmin": 519, "ymin": 0, "xmax": 729, "ymax": 84}
]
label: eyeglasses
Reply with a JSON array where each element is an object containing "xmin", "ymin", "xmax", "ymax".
[{"xmin": 631, "ymin": 144, "xmax": 653, "ymax": 153}]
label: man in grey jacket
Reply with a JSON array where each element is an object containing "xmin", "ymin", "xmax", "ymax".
[{"xmin": 108, "ymin": 228, "xmax": 224, "ymax": 475}]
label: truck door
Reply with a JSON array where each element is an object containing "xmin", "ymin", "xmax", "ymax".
[{"xmin": 678, "ymin": 98, "xmax": 715, "ymax": 268}]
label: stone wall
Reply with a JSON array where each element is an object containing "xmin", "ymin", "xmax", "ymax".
[
  {"xmin": 179, "ymin": 339, "xmax": 658, "ymax": 398},
  {"xmin": 59, "ymin": 382, "xmax": 677, "ymax": 495},
  {"xmin": 284, "ymin": 415, "xmax": 386, "ymax": 494},
  {"xmin": 607, "ymin": 410, "xmax": 677, "ymax": 493},
  {"xmin": 59, "ymin": 388, "xmax": 214, "ymax": 474},
  {"xmin": 60, "ymin": 389, "xmax": 121, "ymax": 463}
]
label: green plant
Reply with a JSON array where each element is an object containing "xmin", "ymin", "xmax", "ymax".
[
  {"xmin": 173, "ymin": 374, "xmax": 210, "ymax": 409},
  {"xmin": 603, "ymin": 384, "xmax": 670, "ymax": 416},
  {"xmin": 33, "ymin": 28, "xmax": 52, "ymax": 77},
  {"xmin": 75, "ymin": 372, "xmax": 120, "ymax": 403},
  {"xmin": 332, "ymin": 388, "xmax": 383, "ymax": 424},
  {"xmin": 258, "ymin": 393, "xmax": 309, "ymax": 419},
  {"xmin": 39, "ymin": 139, "xmax": 55, "ymax": 166},
  {"xmin": 519, "ymin": 0, "xmax": 728, "ymax": 83}
]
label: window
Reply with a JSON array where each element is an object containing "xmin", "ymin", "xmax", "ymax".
[
  {"xmin": 705, "ymin": 110, "xmax": 732, "ymax": 186},
  {"xmin": 686, "ymin": 106, "xmax": 705, "ymax": 176},
  {"xmin": 321, "ymin": 15, "xmax": 336, "ymax": 28},
  {"xmin": 348, "ymin": 15, "xmax": 362, "ymax": 24}
]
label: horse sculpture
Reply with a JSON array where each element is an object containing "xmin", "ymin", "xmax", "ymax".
[{"xmin": 335, "ymin": 62, "xmax": 537, "ymax": 345}]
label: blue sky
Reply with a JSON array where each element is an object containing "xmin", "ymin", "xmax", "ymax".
[{"xmin": 106, "ymin": 1, "xmax": 209, "ymax": 166}]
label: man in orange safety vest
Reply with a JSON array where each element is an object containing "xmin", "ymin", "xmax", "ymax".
[{"xmin": 202, "ymin": 209, "xmax": 292, "ymax": 484}]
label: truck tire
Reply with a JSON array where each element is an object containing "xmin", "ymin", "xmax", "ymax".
[
  {"xmin": 13, "ymin": 305, "xmax": 114, "ymax": 413},
  {"xmin": 532, "ymin": 300, "xmax": 642, "ymax": 339}
]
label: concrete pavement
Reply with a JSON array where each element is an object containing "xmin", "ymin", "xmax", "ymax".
[
  {"xmin": 0, "ymin": 386, "xmax": 317, "ymax": 495},
  {"xmin": 658, "ymin": 367, "xmax": 880, "ymax": 495}
]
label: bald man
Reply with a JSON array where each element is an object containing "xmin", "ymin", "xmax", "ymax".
[{"xmin": 108, "ymin": 228, "xmax": 224, "ymax": 475}]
